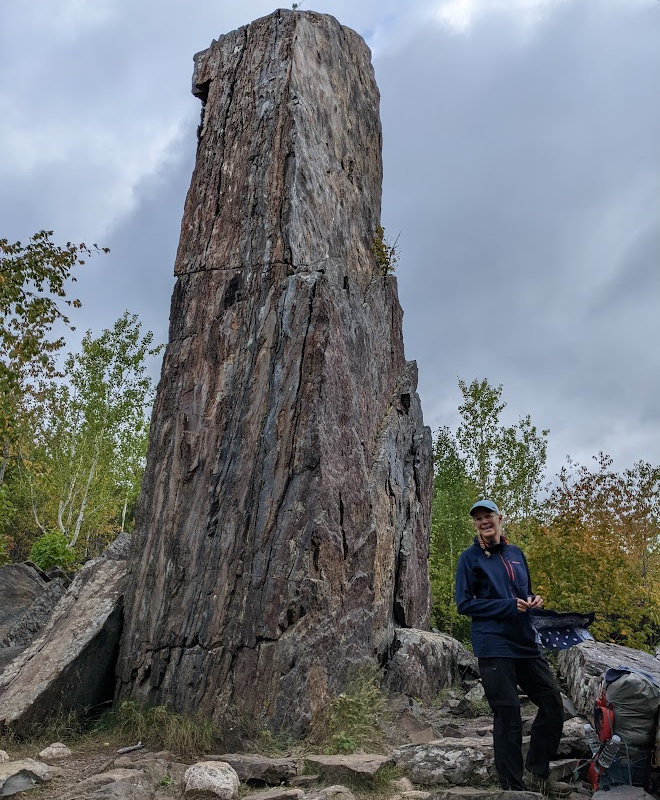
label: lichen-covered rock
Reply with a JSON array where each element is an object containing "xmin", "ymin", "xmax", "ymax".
[
  {"xmin": 393, "ymin": 739, "xmax": 496, "ymax": 786},
  {"xmin": 117, "ymin": 8, "xmax": 432, "ymax": 736},
  {"xmin": 184, "ymin": 761, "xmax": 240, "ymax": 799}
]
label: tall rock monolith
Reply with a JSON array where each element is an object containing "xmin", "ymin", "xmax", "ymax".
[{"xmin": 116, "ymin": 9, "xmax": 432, "ymax": 734}]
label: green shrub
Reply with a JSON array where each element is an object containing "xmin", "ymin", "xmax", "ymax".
[
  {"xmin": 306, "ymin": 665, "xmax": 390, "ymax": 754},
  {"xmin": 372, "ymin": 225, "xmax": 399, "ymax": 276},
  {"xmin": 29, "ymin": 530, "xmax": 76, "ymax": 570}
]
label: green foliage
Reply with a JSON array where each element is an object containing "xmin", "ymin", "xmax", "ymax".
[
  {"xmin": 307, "ymin": 666, "xmax": 389, "ymax": 754},
  {"xmin": 456, "ymin": 378, "xmax": 548, "ymax": 520},
  {"xmin": 15, "ymin": 311, "xmax": 161, "ymax": 558},
  {"xmin": 527, "ymin": 454, "xmax": 660, "ymax": 651},
  {"xmin": 372, "ymin": 225, "xmax": 399, "ymax": 276},
  {"xmin": 0, "ymin": 230, "xmax": 108, "ymax": 465},
  {"xmin": 95, "ymin": 700, "xmax": 214, "ymax": 757},
  {"xmin": 430, "ymin": 427, "xmax": 474, "ymax": 640},
  {"xmin": 28, "ymin": 530, "xmax": 76, "ymax": 570}
]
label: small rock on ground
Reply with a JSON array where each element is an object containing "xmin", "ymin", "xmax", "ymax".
[
  {"xmin": 184, "ymin": 760, "xmax": 240, "ymax": 799},
  {"xmin": 39, "ymin": 742, "xmax": 73, "ymax": 761}
]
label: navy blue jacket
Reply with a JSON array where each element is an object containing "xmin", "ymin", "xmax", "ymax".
[{"xmin": 455, "ymin": 538, "xmax": 540, "ymax": 658}]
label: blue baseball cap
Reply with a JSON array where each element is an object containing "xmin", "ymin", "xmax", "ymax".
[{"xmin": 469, "ymin": 499, "xmax": 500, "ymax": 516}]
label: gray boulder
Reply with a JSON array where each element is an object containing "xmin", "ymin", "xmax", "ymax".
[
  {"xmin": 0, "ymin": 758, "xmax": 53, "ymax": 796},
  {"xmin": 0, "ymin": 564, "xmax": 48, "ymax": 640},
  {"xmin": 0, "ymin": 536, "xmax": 130, "ymax": 736},
  {"xmin": 386, "ymin": 629, "xmax": 478, "ymax": 703},
  {"xmin": 2, "ymin": 577, "xmax": 67, "ymax": 647},
  {"xmin": 183, "ymin": 761, "xmax": 240, "ymax": 799}
]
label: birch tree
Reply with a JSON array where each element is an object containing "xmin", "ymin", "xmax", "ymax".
[{"xmin": 24, "ymin": 312, "xmax": 161, "ymax": 557}]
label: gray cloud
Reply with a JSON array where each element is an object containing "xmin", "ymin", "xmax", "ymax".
[{"xmin": 1, "ymin": 0, "xmax": 658, "ymax": 481}]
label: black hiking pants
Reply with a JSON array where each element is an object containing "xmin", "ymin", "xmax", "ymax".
[{"xmin": 478, "ymin": 656, "xmax": 564, "ymax": 791}]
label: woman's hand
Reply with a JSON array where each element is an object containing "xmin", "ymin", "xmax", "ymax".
[{"xmin": 516, "ymin": 595, "xmax": 544, "ymax": 612}]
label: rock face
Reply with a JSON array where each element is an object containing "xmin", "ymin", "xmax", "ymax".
[
  {"xmin": 0, "ymin": 535, "xmax": 130, "ymax": 736},
  {"xmin": 116, "ymin": 9, "xmax": 432, "ymax": 735}
]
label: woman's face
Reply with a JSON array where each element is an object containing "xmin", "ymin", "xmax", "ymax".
[{"xmin": 471, "ymin": 509, "xmax": 503, "ymax": 544}]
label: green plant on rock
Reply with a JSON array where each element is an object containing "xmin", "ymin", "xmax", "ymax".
[
  {"xmin": 372, "ymin": 225, "xmax": 399, "ymax": 276},
  {"xmin": 29, "ymin": 530, "xmax": 76, "ymax": 570},
  {"xmin": 306, "ymin": 665, "xmax": 390, "ymax": 754}
]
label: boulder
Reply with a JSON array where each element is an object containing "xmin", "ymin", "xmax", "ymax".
[
  {"xmin": 303, "ymin": 754, "xmax": 394, "ymax": 785},
  {"xmin": 393, "ymin": 738, "xmax": 496, "ymax": 786},
  {"xmin": 0, "ymin": 564, "xmax": 48, "ymax": 640},
  {"xmin": 209, "ymin": 754, "xmax": 296, "ymax": 784},
  {"xmin": 557, "ymin": 641, "xmax": 660, "ymax": 718},
  {"xmin": 183, "ymin": 761, "xmax": 240, "ymax": 799},
  {"xmin": 0, "ymin": 758, "xmax": 53, "ymax": 796},
  {"xmin": 386, "ymin": 629, "xmax": 478, "ymax": 703},
  {"xmin": 0, "ymin": 535, "xmax": 130, "ymax": 736},
  {"xmin": 2, "ymin": 578, "xmax": 67, "ymax": 650},
  {"xmin": 116, "ymin": 8, "xmax": 432, "ymax": 736}
]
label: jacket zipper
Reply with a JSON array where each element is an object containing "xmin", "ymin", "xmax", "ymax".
[{"xmin": 498, "ymin": 552, "xmax": 518, "ymax": 598}]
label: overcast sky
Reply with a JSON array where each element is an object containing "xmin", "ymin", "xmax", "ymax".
[{"xmin": 1, "ymin": 0, "xmax": 658, "ymax": 483}]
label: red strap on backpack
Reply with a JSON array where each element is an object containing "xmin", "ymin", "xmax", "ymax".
[{"xmin": 594, "ymin": 689, "xmax": 614, "ymax": 742}]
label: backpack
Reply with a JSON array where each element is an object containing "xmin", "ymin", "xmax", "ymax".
[{"xmin": 586, "ymin": 665, "xmax": 660, "ymax": 791}]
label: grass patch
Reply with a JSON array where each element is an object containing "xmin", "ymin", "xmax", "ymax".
[
  {"xmin": 93, "ymin": 700, "xmax": 214, "ymax": 757},
  {"xmin": 0, "ymin": 707, "xmax": 85, "ymax": 753},
  {"xmin": 306, "ymin": 665, "xmax": 390, "ymax": 754}
]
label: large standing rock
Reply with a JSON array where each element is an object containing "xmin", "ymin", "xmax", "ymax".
[
  {"xmin": 557, "ymin": 641, "xmax": 660, "ymax": 717},
  {"xmin": 0, "ymin": 535, "xmax": 130, "ymax": 736},
  {"xmin": 116, "ymin": 9, "xmax": 432, "ymax": 735}
]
